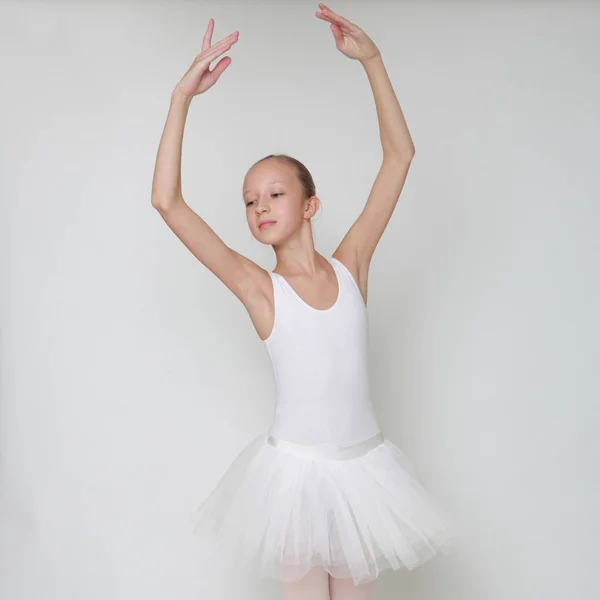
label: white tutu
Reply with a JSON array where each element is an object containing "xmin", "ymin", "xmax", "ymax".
[{"xmin": 190, "ymin": 430, "xmax": 456, "ymax": 585}]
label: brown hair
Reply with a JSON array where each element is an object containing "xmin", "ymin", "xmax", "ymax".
[{"xmin": 250, "ymin": 154, "xmax": 316, "ymax": 200}]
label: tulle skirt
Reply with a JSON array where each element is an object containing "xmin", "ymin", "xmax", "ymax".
[{"xmin": 190, "ymin": 430, "xmax": 456, "ymax": 585}]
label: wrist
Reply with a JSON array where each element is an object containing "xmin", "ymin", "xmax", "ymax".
[
  {"xmin": 360, "ymin": 52, "xmax": 383, "ymax": 68},
  {"xmin": 171, "ymin": 87, "xmax": 194, "ymax": 107}
]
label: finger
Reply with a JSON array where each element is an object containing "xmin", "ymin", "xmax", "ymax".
[
  {"xmin": 206, "ymin": 31, "xmax": 238, "ymax": 55},
  {"xmin": 205, "ymin": 35, "xmax": 238, "ymax": 62},
  {"xmin": 318, "ymin": 2, "xmax": 343, "ymax": 19},
  {"xmin": 315, "ymin": 11, "xmax": 353, "ymax": 33},
  {"xmin": 317, "ymin": 4, "xmax": 356, "ymax": 30},
  {"xmin": 197, "ymin": 29, "xmax": 237, "ymax": 54},
  {"xmin": 196, "ymin": 32, "xmax": 238, "ymax": 63},
  {"xmin": 202, "ymin": 18, "xmax": 215, "ymax": 52},
  {"xmin": 330, "ymin": 22, "xmax": 344, "ymax": 43},
  {"xmin": 208, "ymin": 56, "xmax": 231, "ymax": 85}
]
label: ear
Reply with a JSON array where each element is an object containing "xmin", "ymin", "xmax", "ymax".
[{"xmin": 304, "ymin": 196, "xmax": 321, "ymax": 220}]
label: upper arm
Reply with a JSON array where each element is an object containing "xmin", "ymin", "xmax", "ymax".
[
  {"xmin": 333, "ymin": 155, "xmax": 413, "ymax": 297},
  {"xmin": 153, "ymin": 197, "xmax": 267, "ymax": 304}
]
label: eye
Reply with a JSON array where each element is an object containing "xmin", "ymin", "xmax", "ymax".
[{"xmin": 245, "ymin": 193, "xmax": 282, "ymax": 206}]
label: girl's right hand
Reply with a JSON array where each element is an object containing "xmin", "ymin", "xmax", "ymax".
[{"xmin": 174, "ymin": 19, "xmax": 239, "ymax": 99}]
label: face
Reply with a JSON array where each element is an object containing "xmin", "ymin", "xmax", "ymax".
[{"xmin": 243, "ymin": 160, "xmax": 318, "ymax": 244}]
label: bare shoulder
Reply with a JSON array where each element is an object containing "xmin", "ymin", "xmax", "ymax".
[
  {"xmin": 221, "ymin": 249, "xmax": 275, "ymax": 342},
  {"xmin": 331, "ymin": 246, "xmax": 370, "ymax": 306},
  {"xmin": 223, "ymin": 248, "xmax": 271, "ymax": 301},
  {"xmin": 153, "ymin": 200, "xmax": 274, "ymax": 340}
]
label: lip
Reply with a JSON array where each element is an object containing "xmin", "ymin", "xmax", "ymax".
[{"xmin": 258, "ymin": 220, "xmax": 277, "ymax": 229}]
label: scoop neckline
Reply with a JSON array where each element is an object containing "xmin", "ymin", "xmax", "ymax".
[{"xmin": 272, "ymin": 257, "xmax": 341, "ymax": 313}]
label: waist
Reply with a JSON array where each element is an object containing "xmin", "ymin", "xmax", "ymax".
[{"xmin": 265, "ymin": 430, "xmax": 384, "ymax": 461}]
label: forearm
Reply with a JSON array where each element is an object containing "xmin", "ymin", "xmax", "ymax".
[
  {"xmin": 151, "ymin": 90, "xmax": 194, "ymax": 209},
  {"xmin": 361, "ymin": 54, "xmax": 415, "ymax": 161}
]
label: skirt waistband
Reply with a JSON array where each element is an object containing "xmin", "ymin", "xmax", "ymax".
[{"xmin": 265, "ymin": 430, "xmax": 385, "ymax": 461}]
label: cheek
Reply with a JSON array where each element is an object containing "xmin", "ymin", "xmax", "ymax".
[
  {"xmin": 279, "ymin": 202, "xmax": 304, "ymax": 225},
  {"xmin": 246, "ymin": 212, "xmax": 258, "ymax": 230}
]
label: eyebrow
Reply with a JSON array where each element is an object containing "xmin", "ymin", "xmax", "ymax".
[{"xmin": 243, "ymin": 180, "xmax": 284, "ymax": 196}]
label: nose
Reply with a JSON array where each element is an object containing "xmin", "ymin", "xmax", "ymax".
[{"xmin": 255, "ymin": 200, "xmax": 269, "ymax": 214}]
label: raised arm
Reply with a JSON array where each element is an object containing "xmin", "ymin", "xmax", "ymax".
[
  {"xmin": 151, "ymin": 21, "xmax": 265, "ymax": 305},
  {"xmin": 316, "ymin": 5, "xmax": 415, "ymax": 293}
]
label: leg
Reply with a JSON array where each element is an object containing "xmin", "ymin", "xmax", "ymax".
[
  {"xmin": 328, "ymin": 574, "xmax": 373, "ymax": 600},
  {"xmin": 281, "ymin": 566, "xmax": 330, "ymax": 600}
]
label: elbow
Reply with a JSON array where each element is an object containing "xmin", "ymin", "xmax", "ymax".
[
  {"xmin": 384, "ymin": 146, "xmax": 415, "ymax": 164},
  {"xmin": 403, "ymin": 146, "xmax": 416, "ymax": 162},
  {"xmin": 151, "ymin": 198, "xmax": 166, "ymax": 212},
  {"xmin": 151, "ymin": 197, "xmax": 165, "ymax": 211},
  {"xmin": 384, "ymin": 151, "xmax": 414, "ymax": 166},
  {"xmin": 151, "ymin": 194, "xmax": 182, "ymax": 212}
]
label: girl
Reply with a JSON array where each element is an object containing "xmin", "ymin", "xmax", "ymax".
[{"xmin": 151, "ymin": 4, "xmax": 455, "ymax": 599}]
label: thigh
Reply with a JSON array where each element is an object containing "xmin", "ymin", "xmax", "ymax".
[
  {"xmin": 329, "ymin": 575, "xmax": 373, "ymax": 600},
  {"xmin": 281, "ymin": 566, "xmax": 330, "ymax": 600}
]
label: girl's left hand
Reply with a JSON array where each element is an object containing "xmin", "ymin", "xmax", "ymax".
[{"xmin": 315, "ymin": 3, "xmax": 380, "ymax": 63}]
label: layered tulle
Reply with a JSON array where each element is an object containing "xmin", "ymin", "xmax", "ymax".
[{"xmin": 190, "ymin": 432, "xmax": 456, "ymax": 585}]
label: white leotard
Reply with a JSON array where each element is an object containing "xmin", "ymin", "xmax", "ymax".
[{"xmin": 264, "ymin": 257, "xmax": 383, "ymax": 446}]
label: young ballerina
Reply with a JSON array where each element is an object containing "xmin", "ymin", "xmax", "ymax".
[{"xmin": 151, "ymin": 4, "xmax": 455, "ymax": 598}]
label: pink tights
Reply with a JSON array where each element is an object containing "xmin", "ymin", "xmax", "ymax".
[{"xmin": 281, "ymin": 566, "xmax": 373, "ymax": 600}]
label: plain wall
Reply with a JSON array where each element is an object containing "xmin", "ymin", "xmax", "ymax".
[{"xmin": 1, "ymin": 1, "xmax": 598, "ymax": 599}]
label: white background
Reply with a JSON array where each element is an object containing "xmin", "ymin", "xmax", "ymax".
[{"xmin": 1, "ymin": 1, "xmax": 598, "ymax": 599}]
